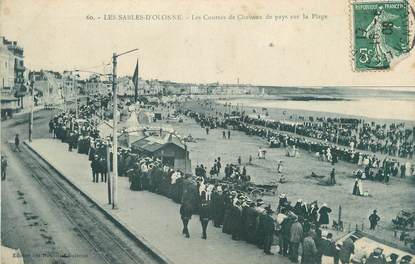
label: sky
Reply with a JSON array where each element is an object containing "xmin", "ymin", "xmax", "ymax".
[{"xmin": 1, "ymin": 0, "xmax": 415, "ymax": 87}]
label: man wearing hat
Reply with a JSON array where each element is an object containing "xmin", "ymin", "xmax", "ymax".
[
  {"xmin": 339, "ymin": 235, "xmax": 356, "ymax": 264},
  {"xmin": 279, "ymin": 208, "xmax": 292, "ymax": 256},
  {"xmin": 245, "ymin": 202, "xmax": 259, "ymax": 244},
  {"xmin": 222, "ymin": 191, "xmax": 234, "ymax": 235},
  {"xmin": 290, "ymin": 215, "xmax": 304, "ymax": 263},
  {"xmin": 1, "ymin": 155, "xmax": 7, "ymax": 181},
  {"xmin": 91, "ymin": 155, "xmax": 100, "ymax": 183},
  {"xmin": 263, "ymin": 205, "xmax": 276, "ymax": 255},
  {"xmin": 319, "ymin": 233, "xmax": 339, "ymax": 264},
  {"xmin": 180, "ymin": 201, "xmax": 193, "ymax": 238},
  {"xmin": 255, "ymin": 199, "xmax": 267, "ymax": 248},
  {"xmin": 211, "ymin": 186, "xmax": 225, "ymax": 228},
  {"xmin": 199, "ymin": 200, "xmax": 210, "ymax": 239},
  {"xmin": 365, "ymin": 248, "xmax": 386, "ymax": 264},
  {"xmin": 231, "ymin": 199, "xmax": 243, "ymax": 241},
  {"xmin": 99, "ymin": 157, "xmax": 108, "ymax": 183},
  {"xmin": 278, "ymin": 193, "xmax": 288, "ymax": 212},
  {"xmin": 302, "ymin": 230, "xmax": 318, "ymax": 264},
  {"xmin": 369, "ymin": 210, "xmax": 380, "ymax": 230}
]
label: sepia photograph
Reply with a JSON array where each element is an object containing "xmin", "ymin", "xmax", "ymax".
[{"xmin": 1, "ymin": 0, "xmax": 415, "ymax": 263}]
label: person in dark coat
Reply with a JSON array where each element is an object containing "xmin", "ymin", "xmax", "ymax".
[
  {"xmin": 151, "ymin": 167, "xmax": 163, "ymax": 194},
  {"xmin": 91, "ymin": 155, "xmax": 99, "ymax": 183},
  {"xmin": 352, "ymin": 179, "xmax": 360, "ymax": 196},
  {"xmin": 222, "ymin": 194, "xmax": 234, "ymax": 234},
  {"xmin": 318, "ymin": 203, "xmax": 332, "ymax": 228},
  {"xmin": 14, "ymin": 133, "xmax": 21, "ymax": 152},
  {"xmin": 68, "ymin": 131, "xmax": 74, "ymax": 151},
  {"xmin": 241, "ymin": 203, "xmax": 249, "ymax": 241},
  {"xmin": 320, "ymin": 233, "xmax": 339, "ymax": 264},
  {"xmin": 180, "ymin": 202, "xmax": 193, "ymax": 238},
  {"xmin": 302, "ymin": 230, "xmax": 318, "ymax": 264},
  {"xmin": 256, "ymin": 208, "xmax": 267, "ymax": 249},
  {"xmin": 366, "ymin": 248, "xmax": 387, "ymax": 264},
  {"xmin": 88, "ymin": 145, "xmax": 96, "ymax": 161},
  {"xmin": 330, "ymin": 168, "xmax": 336, "ymax": 185},
  {"xmin": 212, "ymin": 187, "xmax": 225, "ymax": 227},
  {"xmin": 369, "ymin": 210, "xmax": 380, "ymax": 230},
  {"xmin": 49, "ymin": 119, "xmax": 55, "ymax": 135},
  {"xmin": 279, "ymin": 211, "xmax": 292, "ymax": 256},
  {"xmin": 290, "ymin": 216, "xmax": 304, "ymax": 263},
  {"xmin": 1, "ymin": 155, "xmax": 8, "ymax": 181},
  {"xmin": 245, "ymin": 202, "xmax": 258, "ymax": 244},
  {"xmin": 263, "ymin": 206, "xmax": 276, "ymax": 255},
  {"xmin": 293, "ymin": 201, "xmax": 302, "ymax": 216},
  {"xmin": 339, "ymin": 236, "xmax": 355, "ymax": 264},
  {"xmin": 278, "ymin": 193, "xmax": 288, "ymax": 211},
  {"xmin": 99, "ymin": 157, "xmax": 107, "ymax": 182},
  {"xmin": 224, "ymin": 164, "xmax": 231, "ymax": 178},
  {"xmin": 231, "ymin": 202, "xmax": 243, "ymax": 241},
  {"xmin": 130, "ymin": 163, "xmax": 142, "ymax": 191},
  {"xmin": 309, "ymin": 203, "xmax": 319, "ymax": 224},
  {"xmin": 199, "ymin": 200, "xmax": 210, "ymax": 239},
  {"xmin": 314, "ymin": 228, "xmax": 323, "ymax": 264}
]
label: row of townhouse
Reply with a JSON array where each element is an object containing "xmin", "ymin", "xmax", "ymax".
[{"xmin": 0, "ymin": 36, "xmax": 28, "ymax": 118}]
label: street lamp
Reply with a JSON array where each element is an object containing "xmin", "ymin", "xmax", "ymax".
[
  {"xmin": 73, "ymin": 73, "xmax": 78, "ymax": 119},
  {"xmin": 111, "ymin": 48, "xmax": 138, "ymax": 209},
  {"xmin": 73, "ymin": 69, "xmax": 112, "ymax": 203},
  {"xmin": 28, "ymin": 76, "xmax": 34, "ymax": 142}
]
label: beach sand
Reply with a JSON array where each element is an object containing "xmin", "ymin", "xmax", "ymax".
[{"xmin": 148, "ymin": 99, "xmax": 415, "ymax": 251}]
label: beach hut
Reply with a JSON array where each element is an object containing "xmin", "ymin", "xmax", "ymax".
[
  {"xmin": 130, "ymin": 133, "xmax": 191, "ymax": 174},
  {"xmin": 118, "ymin": 130, "xmax": 146, "ymax": 148}
]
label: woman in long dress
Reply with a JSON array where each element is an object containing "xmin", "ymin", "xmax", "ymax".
[
  {"xmin": 352, "ymin": 179, "xmax": 360, "ymax": 196},
  {"xmin": 318, "ymin": 203, "xmax": 332, "ymax": 228},
  {"xmin": 358, "ymin": 154, "xmax": 363, "ymax": 166},
  {"xmin": 358, "ymin": 179, "xmax": 364, "ymax": 195}
]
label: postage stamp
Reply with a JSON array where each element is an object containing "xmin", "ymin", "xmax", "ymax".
[{"xmin": 351, "ymin": 0, "xmax": 412, "ymax": 71}]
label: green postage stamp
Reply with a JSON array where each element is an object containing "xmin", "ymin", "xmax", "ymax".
[{"xmin": 352, "ymin": 0, "xmax": 412, "ymax": 70}]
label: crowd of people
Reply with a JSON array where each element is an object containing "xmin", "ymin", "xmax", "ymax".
[
  {"xmin": 178, "ymin": 182, "xmax": 375, "ymax": 264},
  {"xmin": 242, "ymin": 111, "xmax": 414, "ymax": 159},
  {"xmin": 176, "ymin": 106, "xmax": 414, "ymax": 184},
  {"xmin": 45, "ymin": 97, "xmax": 414, "ymax": 263}
]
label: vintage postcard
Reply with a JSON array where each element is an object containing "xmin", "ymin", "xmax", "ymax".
[{"xmin": 1, "ymin": 1, "xmax": 414, "ymax": 264}]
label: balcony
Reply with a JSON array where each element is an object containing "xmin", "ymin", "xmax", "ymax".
[
  {"xmin": 13, "ymin": 83, "xmax": 28, "ymax": 97},
  {"xmin": 14, "ymin": 63, "xmax": 25, "ymax": 71}
]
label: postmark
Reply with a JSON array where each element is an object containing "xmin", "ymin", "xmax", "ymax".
[{"xmin": 351, "ymin": 0, "xmax": 413, "ymax": 71}]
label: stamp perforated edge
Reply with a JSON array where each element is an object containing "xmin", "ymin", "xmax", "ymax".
[{"xmin": 349, "ymin": 0, "xmax": 415, "ymax": 72}]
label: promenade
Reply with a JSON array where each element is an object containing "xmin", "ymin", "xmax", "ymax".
[{"xmin": 27, "ymin": 138, "xmax": 291, "ymax": 264}]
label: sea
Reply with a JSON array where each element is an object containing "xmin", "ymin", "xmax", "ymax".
[{"xmin": 216, "ymin": 88, "xmax": 415, "ymax": 122}]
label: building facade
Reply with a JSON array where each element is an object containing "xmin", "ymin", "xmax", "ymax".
[
  {"xmin": 0, "ymin": 36, "xmax": 27, "ymax": 117},
  {"xmin": 30, "ymin": 70, "xmax": 63, "ymax": 106},
  {"xmin": 85, "ymin": 74, "xmax": 111, "ymax": 95}
]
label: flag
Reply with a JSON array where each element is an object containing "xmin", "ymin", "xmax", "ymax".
[{"xmin": 132, "ymin": 59, "xmax": 139, "ymax": 102}]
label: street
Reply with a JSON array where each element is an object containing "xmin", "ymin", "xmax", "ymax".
[{"xmin": 1, "ymin": 110, "xmax": 160, "ymax": 264}]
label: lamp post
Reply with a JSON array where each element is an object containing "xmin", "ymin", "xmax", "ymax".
[
  {"xmin": 29, "ymin": 77, "xmax": 34, "ymax": 142},
  {"xmin": 111, "ymin": 48, "xmax": 138, "ymax": 209},
  {"xmin": 112, "ymin": 53, "xmax": 118, "ymax": 209},
  {"xmin": 73, "ymin": 69, "xmax": 112, "ymax": 202},
  {"xmin": 73, "ymin": 73, "xmax": 78, "ymax": 119}
]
